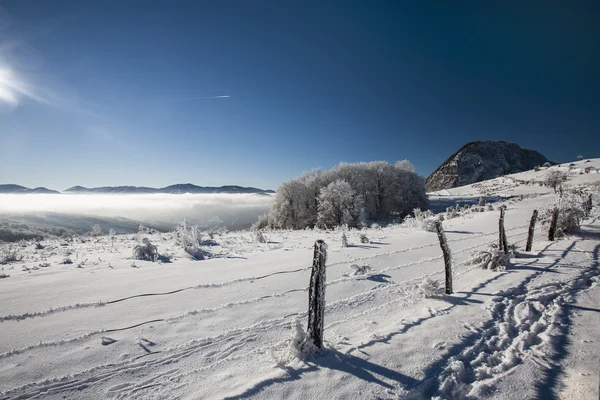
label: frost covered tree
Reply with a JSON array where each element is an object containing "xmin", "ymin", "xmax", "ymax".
[
  {"xmin": 395, "ymin": 159, "xmax": 417, "ymax": 174},
  {"xmin": 269, "ymin": 178, "xmax": 311, "ymax": 229},
  {"xmin": 266, "ymin": 160, "xmax": 427, "ymax": 229},
  {"xmin": 317, "ymin": 180, "xmax": 363, "ymax": 228},
  {"xmin": 546, "ymin": 170, "xmax": 568, "ymax": 193}
]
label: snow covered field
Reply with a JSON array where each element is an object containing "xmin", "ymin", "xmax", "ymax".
[{"xmin": 1, "ymin": 159, "xmax": 599, "ymax": 399}]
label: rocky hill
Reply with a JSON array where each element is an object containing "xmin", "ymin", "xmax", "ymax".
[{"xmin": 426, "ymin": 141, "xmax": 549, "ymax": 191}]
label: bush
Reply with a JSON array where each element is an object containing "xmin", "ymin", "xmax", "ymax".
[
  {"xmin": 419, "ymin": 277, "xmax": 444, "ymax": 297},
  {"xmin": 341, "ymin": 232, "xmax": 349, "ymax": 247},
  {"xmin": 466, "ymin": 243, "xmax": 509, "ymax": 272},
  {"xmin": 256, "ymin": 231, "xmax": 267, "ymax": 243},
  {"xmin": 360, "ymin": 233, "xmax": 370, "ymax": 244},
  {"xmin": 138, "ymin": 224, "xmax": 156, "ymax": 234},
  {"xmin": 541, "ymin": 192, "xmax": 588, "ymax": 238},
  {"xmin": 176, "ymin": 220, "xmax": 215, "ymax": 260},
  {"xmin": 132, "ymin": 238, "xmax": 159, "ymax": 261},
  {"xmin": 251, "ymin": 213, "xmax": 271, "ymax": 231},
  {"xmin": 402, "ymin": 208, "xmax": 437, "ymax": 232},
  {"xmin": 0, "ymin": 244, "xmax": 23, "ymax": 264},
  {"xmin": 89, "ymin": 224, "xmax": 103, "ymax": 237},
  {"xmin": 545, "ymin": 170, "xmax": 568, "ymax": 193}
]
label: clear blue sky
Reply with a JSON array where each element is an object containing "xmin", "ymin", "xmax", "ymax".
[{"xmin": 0, "ymin": 1, "xmax": 598, "ymax": 190}]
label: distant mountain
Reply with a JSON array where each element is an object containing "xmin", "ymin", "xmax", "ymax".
[
  {"xmin": 64, "ymin": 185, "xmax": 157, "ymax": 194},
  {"xmin": 426, "ymin": 141, "xmax": 550, "ymax": 192},
  {"xmin": 0, "ymin": 184, "xmax": 60, "ymax": 194},
  {"xmin": 64, "ymin": 184, "xmax": 275, "ymax": 194}
]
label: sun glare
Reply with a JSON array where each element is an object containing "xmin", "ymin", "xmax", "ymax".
[{"xmin": 0, "ymin": 67, "xmax": 19, "ymax": 106}]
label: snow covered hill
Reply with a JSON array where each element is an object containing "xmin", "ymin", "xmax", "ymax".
[
  {"xmin": 426, "ymin": 141, "xmax": 550, "ymax": 192},
  {"xmin": 1, "ymin": 159, "xmax": 599, "ymax": 399}
]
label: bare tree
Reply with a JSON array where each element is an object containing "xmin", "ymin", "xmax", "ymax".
[{"xmin": 545, "ymin": 170, "xmax": 567, "ymax": 193}]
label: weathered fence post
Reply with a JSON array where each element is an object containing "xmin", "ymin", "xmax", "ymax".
[
  {"xmin": 306, "ymin": 240, "xmax": 327, "ymax": 349},
  {"xmin": 548, "ymin": 208, "xmax": 559, "ymax": 241},
  {"xmin": 434, "ymin": 220, "xmax": 453, "ymax": 295},
  {"xmin": 525, "ymin": 209, "xmax": 538, "ymax": 252},
  {"xmin": 499, "ymin": 207, "xmax": 508, "ymax": 254}
]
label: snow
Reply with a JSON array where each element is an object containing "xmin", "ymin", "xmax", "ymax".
[{"xmin": 1, "ymin": 158, "xmax": 599, "ymax": 399}]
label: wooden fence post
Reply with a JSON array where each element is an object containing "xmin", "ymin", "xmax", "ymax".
[
  {"xmin": 434, "ymin": 220, "xmax": 453, "ymax": 295},
  {"xmin": 525, "ymin": 209, "xmax": 538, "ymax": 252},
  {"xmin": 499, "ymin": 208, "xmax": 508, "ymax": 254},
  {"xmin": 307, "ymin": 240, "xmax": 327, "ymax": 349},
  {"xmin": 548, "ymin": 208, "xmax": 559, "ymax": 241}
]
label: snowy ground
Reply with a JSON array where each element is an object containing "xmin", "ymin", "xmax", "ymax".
[{"xmin": 1, "ymin": 159, "xmax": 599, "ymax": 399}]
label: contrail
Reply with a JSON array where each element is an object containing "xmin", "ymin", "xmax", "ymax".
[{"xmin": 178, "ymin": 95, "xmax": 231, "ymax": 100}]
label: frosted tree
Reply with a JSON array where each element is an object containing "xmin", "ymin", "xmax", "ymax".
[
  {"xmin": 317, "ymin": 180, "xmax": 363, "ymax": 228},
  {"xmin": 268, "ymin": 159, "xmax": 427, "ymax": 229},
  {"xmin": 395, "ymin": 159, "xmax": 417, "ymax": 173},
  {"xmin": 545, "ymin": 170, "xmax": 568, "ymax": 193},
  {"xmin": 269, "ymin": 179, "xmax": 311, "ymax": 229}
]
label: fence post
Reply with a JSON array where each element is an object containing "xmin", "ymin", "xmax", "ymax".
[
  {"xmin": 306, "ymin": 240, "xmax": 327, "ymax": 349},
  {"xmin": 548, "ymin": 208, "xmax": 559, "ymax": 241},
  {"xmin": 525, "ymin": 209, "xmax": 538, "ymax": 252},
  {"xmin": 434, "ymin": 220, "xmax": 453, "ymax": 295},
  {"xmin": 499, "ymin": 207, "xmax": 508, "ymax": 254}
]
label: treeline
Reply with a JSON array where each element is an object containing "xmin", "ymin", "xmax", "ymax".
[{"xmin": 258, "ymin": 160, "xmax": 428, "ymax": 230}]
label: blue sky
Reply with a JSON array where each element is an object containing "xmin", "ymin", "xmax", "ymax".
[{"xmin": 0, "ymin": 1, "xmax": 598, "ymax": 190}]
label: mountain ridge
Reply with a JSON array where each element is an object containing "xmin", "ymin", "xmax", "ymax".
[
  {"xmin": 0, "ymin": 184, "xmax": 61, "ymax": 194},
  {"xmin": 0, "ymin": 183, "xmax": 274, "ymax": 194}
]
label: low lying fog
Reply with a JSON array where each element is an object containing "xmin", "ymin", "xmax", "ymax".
[{"xmin": 0, "ymin": 193, "xmax": 274, "ymax": 230}]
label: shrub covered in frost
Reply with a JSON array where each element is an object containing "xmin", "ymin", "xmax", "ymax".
[
  {"xmin": 360, "ymin": 233, "xmax": 370, "ymax": 244},
  {"xmin": 419, "ymin": 277, "xmax": 444, "ymax": 297},
  {"xmin": 251, "ymin": 213, "xmax": 271, "ymax": 231},
  {"xmin": 89, "ymin": 224, "xmax": 103, "ymax": 237},
  {"xmin": 0, "ymin": 244, "xmax": 23, "ymax": 264},
  {"xmin": 256, "ymin": 230, "xmax": 268, "ymax": 243},
  {"xmin": 402, "ymin": 208, "xmax": 438, "ymax": 232},
  {"xmin": 545, "ymin": 170, "xmax": 568, "ymax": 193},
  {"xmin": 176, "ymin": 219, "xmax": 217, "ymax": 259},
  {"xmin": 271, "ymin": 318, "xmax": 315, "ymax": 367},
  {"xmin": 466, "ymin": 243, "xmax": 508, "ymax": 272},
  {"xmin": 132, "ymin": 238, "xmax": 159, "ymax": 261},
  {"xmin": 341, "ymin": 232, "xmax": 349, "ymax": 247},
  {"xmin": 541, "ymin": 191, "xmax": 588, "ymax": 238}
]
